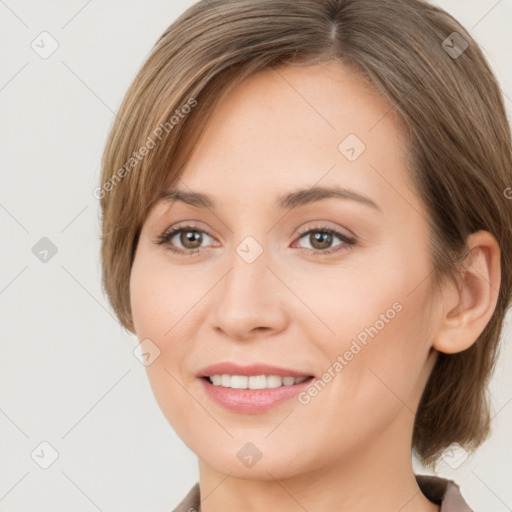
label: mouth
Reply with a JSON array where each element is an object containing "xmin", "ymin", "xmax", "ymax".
[{"xmin": 198, "ymin": 372, "xmax": 315, "ymax": 413}]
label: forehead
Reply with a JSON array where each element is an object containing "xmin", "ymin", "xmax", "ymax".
[{"xmin": 155, "ymin": 60, "xmax": 420, "ymax": 220}]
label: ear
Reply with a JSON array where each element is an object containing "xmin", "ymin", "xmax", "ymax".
[{"xmin": 432, "ymin": 230, "xmax": 501, "ymax": 354}]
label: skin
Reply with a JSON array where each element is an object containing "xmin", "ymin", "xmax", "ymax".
[{"xmin": 129, "ymin": 60, "xmax": 501, "ymax": 512}]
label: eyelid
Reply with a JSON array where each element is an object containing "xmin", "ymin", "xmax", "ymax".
[
  {"xmin": 295, "ymin": 221, "xmax": 354, "ymax": 239},
  {"xmin": 155, "ymin": 219, "xmax": 212, "ymax": 239}
]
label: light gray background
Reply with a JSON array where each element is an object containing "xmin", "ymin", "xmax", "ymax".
[{"xmin": 1, "ymin": 1, "xmax": 511, "ymax": 511}]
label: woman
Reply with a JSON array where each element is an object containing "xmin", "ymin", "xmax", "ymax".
[{"xmin": 98, "ymin": 0, "xmax": 512, "ymax": 510}]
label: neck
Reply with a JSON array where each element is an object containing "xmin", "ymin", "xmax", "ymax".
[{"xmin": 196, "ymin": 406, "xmax": 439, "ymax": 512}]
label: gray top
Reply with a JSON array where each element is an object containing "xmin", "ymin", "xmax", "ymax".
[{"xmin": 172, "ymin": 475, "xmax": 473, "ymax": 511}]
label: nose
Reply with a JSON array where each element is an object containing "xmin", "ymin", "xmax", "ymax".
[{"xmin": 209, "ymin": 242, "xmax": 289, "ymax": 341}]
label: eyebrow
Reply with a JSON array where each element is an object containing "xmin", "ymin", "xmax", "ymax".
[{"xmin": 159, "ymin": 185, "xmax": 381, "ymax": 211}]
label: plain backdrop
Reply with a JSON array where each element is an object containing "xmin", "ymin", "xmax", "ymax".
[{"xmin": 1, "ymin": 1, "xmax": 511, "ymax": 511}]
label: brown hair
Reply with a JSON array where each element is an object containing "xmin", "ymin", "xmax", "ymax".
[{"xmin": 98, "ymin": 0, "xmax": 512, "ymax": 466}]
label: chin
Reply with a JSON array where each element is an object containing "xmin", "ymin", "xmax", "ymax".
[{"xmin": 196, "ymin": 440, "xmax": 320, "ymax": 481}]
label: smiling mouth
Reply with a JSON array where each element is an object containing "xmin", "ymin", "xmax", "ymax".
[{"xmin": 202, "ymin": 374, "xmax": 315, "ymax": 390}]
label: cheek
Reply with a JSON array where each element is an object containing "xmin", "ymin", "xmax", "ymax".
[
  {"xmin": 313, "ymin": 241, "xmax": 434, "ymax": 351},
  {"xmin": 129, "ymin": 247, "xmax": 210, "ymax": 338},
  {"xmin": 312, "ymin": 266, "xmax": 435, "ymax": 425},
  {"xmin": 302, "ymin": 245, "xmax": 435, "ymax": 404},
  {"xmin": 129, "ymin": 249, "xmax": 210, "ymax": 424}
]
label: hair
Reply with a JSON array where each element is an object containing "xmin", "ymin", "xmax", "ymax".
[{"xmin": 98, "ymin": 0, "xmax": 512, "ymax": 466}]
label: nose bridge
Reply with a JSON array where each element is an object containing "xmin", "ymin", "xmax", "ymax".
[
  {"xmin": 222, "ymin": 235, "xmax": 273, "ymax": 310},
  {"xmin": 210, "ymin": 233, "xmax": 288, "ymax": 338}
]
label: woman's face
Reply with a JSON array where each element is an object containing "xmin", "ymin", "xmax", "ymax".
[{"xmin": 130, "ymin": 60, "xmax": 441, "ymax": 479}]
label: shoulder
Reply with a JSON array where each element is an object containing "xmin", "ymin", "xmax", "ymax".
[{"xmin": 416, "ymin": 474, "xmax": 474, "ymax": 511}]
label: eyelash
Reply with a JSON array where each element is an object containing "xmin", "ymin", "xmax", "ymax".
[{"xmin": 154, "ymin": 223, "xmax": 357, "ymax": 257}]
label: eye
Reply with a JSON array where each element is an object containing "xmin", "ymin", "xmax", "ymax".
[
  {"xmin": 155, "ymin": 223, "xmax": 217, "ymax": 255},
  {"xmin": 154, "ymin": 222, "xmax": 356, "ymax": 257},
  {"xmin": 292, "ymin": 224, "xmax": 356, "ymax": 256}
]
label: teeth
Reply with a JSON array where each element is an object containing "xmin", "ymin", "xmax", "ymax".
[
  {"xmin": 230, "ymin": 375, "xmax": 248, "ymax": 389},
  {"xmin": 208, "ymin": 374, "xmax": 309, "ymax": 389},
  {"xmin": 247, "ymin": 375, "xmax": 266, "ymax": 389}
]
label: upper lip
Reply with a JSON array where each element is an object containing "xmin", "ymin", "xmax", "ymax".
[{"xmin": 196, "ymin": 362, "xmax": 314, "ymax": 378}]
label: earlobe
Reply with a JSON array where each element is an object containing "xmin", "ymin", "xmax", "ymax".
[{"xmin": 432, "ymin": 230, "xmax": 501, "ymax": 355}]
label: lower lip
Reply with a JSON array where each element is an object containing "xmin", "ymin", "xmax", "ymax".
[{"xmin": 199, "ymin": 376, "xmax": 314, "ymax": 413}]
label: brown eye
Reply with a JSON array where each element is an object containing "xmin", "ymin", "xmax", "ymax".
[
  {"xmin": 178, "ymin": 229, "xmax": 203, "ymax": 249},
  {"xmin": 308, "ymin": 231, "xmax": 333, "ymax": 250},
  {"xmin": 294, "ymin": 225, "xmax": 357, "ymax": 256},
  {"xmin": 155, "ymin": 224, "xmax": 215, "ymax": 255}
]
